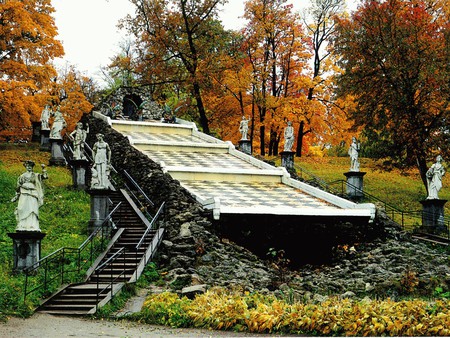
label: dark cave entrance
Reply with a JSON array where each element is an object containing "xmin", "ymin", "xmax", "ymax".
[{"xmin": 123, "ymin": 94, "xmax": 143, "ymax": 120}]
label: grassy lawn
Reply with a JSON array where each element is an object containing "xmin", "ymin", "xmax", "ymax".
[{"xmin": 0, "ymin": 143, "xmax": 90, "ymax": 319}]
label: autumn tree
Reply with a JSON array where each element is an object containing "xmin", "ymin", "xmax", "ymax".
[
  {"xmin": 333, "ymin": 0, "xmax": 450, "ymax": 191},
  {"xmin": 203, "ymin": 31, "xmax": 255, "ymax": 143},
  {"xmin": 122, "ymin": 0, "xmax": 228, "ymax": 134},
  {"xmin": 0, "ymin": 0, "xmax": 64, "ymax": 138},
  {"xmin": 242, "ymin": 0, "xmax": 311, "ymax": 155},
  {"xmin": 103, "ymin": 40, "xmax": 139, "ymax": 91},
  {"xmin": 297, "ymin": 0, "xmax": 349, "ymax": 156},
  {"xmin": 50, "ymin": 65, "xmax": 94, "ymax": 132}
]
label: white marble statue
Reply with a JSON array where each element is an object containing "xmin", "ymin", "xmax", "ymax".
[
  {"xmin": 283, "ymin": 121, "xmax": 294, "ymax": 152},
  {"xmin": 69, "ymin": 122, "xmax": 89, "ymax": 160},
  {"xmin": 40, "ymin": 105, "xmax": 51, "ymax": 131},
  {"xmin": 239, "ymin": 116, "xmax": 249, "ymax": 140},
  {"xmin": 11, "ymin": 161, "xmax": 48, "ymax": 232},
  {"xmin": 348, "ymin": 137, "xmax": 361, "ymax": 172},
  {"xmin": 426, "ymin": 155, "xmax": 445, "ymax": 199},
  {"xmin": 91, "ymin": 133, "xmax": 111, "ymax": 189},
  {"xmin": 49, "ymin": 108, "xmax": 67, "ymax": 140}
]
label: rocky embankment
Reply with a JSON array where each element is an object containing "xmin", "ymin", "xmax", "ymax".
[{"xmin": 287, "ymin": 218, "xmax": 450, "ymax": 301}]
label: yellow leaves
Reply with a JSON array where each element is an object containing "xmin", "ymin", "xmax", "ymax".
[{"xmin": 139, "ymin": 289, "xmax": 450, "ymax": 336}]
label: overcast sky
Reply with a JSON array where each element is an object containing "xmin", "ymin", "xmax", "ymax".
[{"xmin": 52, "ymin": 0, "xmax": 355, "ymax": 86}]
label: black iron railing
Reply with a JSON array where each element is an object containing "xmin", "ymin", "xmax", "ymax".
[
  {"xmin": 23, "ymin": 202, "xmax": 122, "ymax": 302},
  {"xmin": 95, "ymin": 247, "xmax": 127, "ymax": 312},
  {"xmin": 294, "ymin": 164, "xmax": 450, "ymax": 241},
  {"xmin": 132, "ymin": 200, "xmax": 165, "ymax": 280}
]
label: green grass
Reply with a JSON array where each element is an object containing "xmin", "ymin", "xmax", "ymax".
[{"xmin": 0, "ymin": 143, "xmax": 90, "ymax": 320}]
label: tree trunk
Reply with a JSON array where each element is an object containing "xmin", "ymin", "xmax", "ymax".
[
  {"xmin": 296, "ymin": 121, "xmax": 304, "ymax": 157},
  {"xmin": 296, "ymin": 120, "xmax": 311, "ymax": 157},
  {"xmin": 416, "ymin": 155, "xmax": 429, "ymax": 196},
  {"xmin": 192, "ymin": 81, "xmax": 209, "ymax": 134},
  {"xmin": 260, "ymin": 124, "xmax": 266, "ymax": 156}
]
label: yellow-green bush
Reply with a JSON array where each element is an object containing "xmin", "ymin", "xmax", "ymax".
[{"xmin": 137, "ymin": 288, "xmax": 450, "ymax": 336}]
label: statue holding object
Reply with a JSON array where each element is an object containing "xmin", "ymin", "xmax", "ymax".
[
  {"xmin": 11, "ymin": 161, "xmax": 48, "ymax": 232},
  {"xmin": 69, "ymin": 122, "xmax": 89, "ymax": 160}
]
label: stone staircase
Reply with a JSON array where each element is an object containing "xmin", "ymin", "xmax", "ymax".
[{"xmin": 37, "ymin": 189, "xmax": 164, "ymax": 315}]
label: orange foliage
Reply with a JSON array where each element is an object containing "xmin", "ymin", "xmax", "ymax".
[{"xmin": 0, "ymin": 0, "xmax": 64, "ymax": 139}]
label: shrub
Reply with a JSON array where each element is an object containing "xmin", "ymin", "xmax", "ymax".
[{"xmin": 136, "ymin": 288, "xmax": 450, "ymax": 336}]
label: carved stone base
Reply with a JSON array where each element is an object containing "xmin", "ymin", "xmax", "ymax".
[
  {"xmin": 8, "ymin": 231, "xmax": 46, "ymax": 273},
  {"xmin": 87, "ymin": 189, "xmax": 112, "ymax": 232},
  {"xmin": 49, "ymin": 139, "xmax": 66, "ymax": 166},
  {"xmin": 420, "ymin": 199, "xmax": 447, "ymax": 234},
  {"xmin": 344, "ymin": 171, "xmax": 366, "ymax": 200},
  {"xmin": 280, "ymin": 151, "xmax": 295, "ymax": 171},
  {"xmin": 40, "ymin": 129, "xmax": 51, "ymax": 152},
  {"xmin": 69, "ymin": 159, "xmax": 90, "ymax": 190},
  {"xmin": 238, "ymin": 139, "xmax": 252, "ymax": 155}
]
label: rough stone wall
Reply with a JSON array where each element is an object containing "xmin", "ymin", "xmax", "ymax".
[
  {"xmin": 97, "ymin": 88, "xmax": 164, "ymax": 120},
  {"xmin": 86, "ymin": 116, "xmax": 275, "ymax": 291}
]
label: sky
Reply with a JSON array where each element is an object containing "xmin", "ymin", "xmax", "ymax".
[{"xmin": 52, "ymin": 0, "xmax": 355, "ymax": 86}]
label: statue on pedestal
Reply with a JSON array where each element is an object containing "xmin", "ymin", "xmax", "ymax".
[
  {"xmin": 91, "ymin": 133, "xmax": 111, "ymax": 189},
  {"xmin": 348, "ymin": 137, "xmax": 361, "ymax": 172},
  {"xmin": 69, "ymin": 122, "xmax": 89, "ymax": 160},
  {"xmin": 49, "ymin": 108, "xmax": 67, "ymax": 140},
  {"xmin": 239, "ymin": 116, "xmax": 249, "ymax": 140},
  {"xmin": 11, "ymin": 161, "xmax": 48, "ymax": 232},
  {"xmin": 40, "ymin": 105, "xmax": 51, "ymax": 130},
  {"xmin": 426, "ymin": 155, "xmax": 445, "ymax": 199},
  {"xmin": 283, "ymin": 121, "xmax": 294, "ymax": 152}
]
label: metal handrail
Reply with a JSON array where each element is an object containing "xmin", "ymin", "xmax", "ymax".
[
  {"xmin": 96, "ymin": 247, "xmax": 125, "ymax": 272},
  {"xmin": 95, "ymin": 247, "xmax": 127, "ymax": 311},
  {"xmin": 23, "ymin": 202, "xmax": 123, "ymax": 302},
  {"xmin": 328, "ymin": 179, "xmax": 402, "ymax": 212},
  {"xmin": 23, "ymin": 230, "xmax": 107, "ymax": 302},
  {"xmin": 294, "ymin": 164, "xmax": 450, "ymax": 239},
  {"xmin": 123, "ymin": 170, "xmax": 154, "ymax": 207},
  {"xmin": 135, "ymin": 202, "xmax": 165, "ymax": 251}
]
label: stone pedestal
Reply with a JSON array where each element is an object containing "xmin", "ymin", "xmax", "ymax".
[
  {"xmin": 420, "ymin": 199, "xmax": 447, "ymax": 234},
  {"xmin": 31, "ymin": 122, "xmax": 41, "ymax": 143},
  {"xmin": 344, "ymin": 171, "xmax": 366, "ymax": 200},
  {"xmin": 87, "ymin": 189, "xmax": 112, "ymax": 232},
  {"xmin": 49, "ymin": 139, "xmax": 66, "ymax": 166},
  {"xmin": 238, "ymin": 139, "xmax": 252, "ymax": 155},
  {"xmin": 40, "ymin": 129, "xmax": 51, "ymax": 152},
  {"xmin": 8, "ymin": 231, "xmax": 46, "ymax": 273},
  {"xmin": 70, "ymin": 159, "xmax": 90, "ymax": 190},
  {"xmin": 280, "ymin": 151, "xmax": 295, "ymax": 171}
]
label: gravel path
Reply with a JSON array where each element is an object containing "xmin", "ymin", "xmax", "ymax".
[{"xmin": 0, "ymin": 313, "xmax": 280, "ymax": 338}]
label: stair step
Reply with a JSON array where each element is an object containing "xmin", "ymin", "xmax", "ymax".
[
  {"xmin": 68, "ymin": 284, "xmax": 112, "ymax": 291},
  {"xmin": 39, "ymin": 310, "xmax": 93, "ymax": 315},
  {"xmin": 59, "ymin": 293, "xmax": 109, "ymax": 298},
  {"xmin": 40, "ymin": 304, "xmax": 96, "ymax": 311},
  {"xmin": 50, "ymin": 299, "xmax": 99, "ymax": 305}
]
